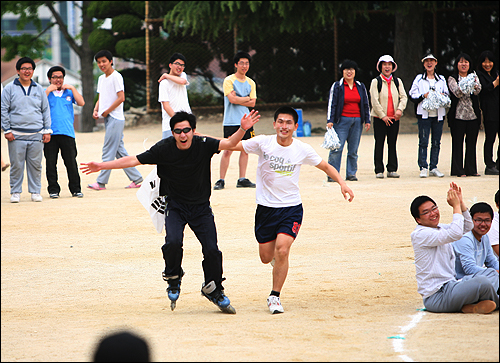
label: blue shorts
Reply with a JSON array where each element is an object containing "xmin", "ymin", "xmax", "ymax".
[{"xmin": 254, "ymin": 204, "xmax": 303, "ymax": 244}]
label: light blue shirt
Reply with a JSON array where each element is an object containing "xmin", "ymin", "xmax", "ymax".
[{"xmin": 453, "ymin": 230, "xmax": 499, "ymax": 280}]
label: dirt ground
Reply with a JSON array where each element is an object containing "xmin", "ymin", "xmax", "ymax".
[{"xmin": 1, "ymin": 108, "xmax": 499, "ymax": 362}]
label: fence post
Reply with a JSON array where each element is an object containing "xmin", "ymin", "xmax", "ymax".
[{"xmin": 145, "ymin": 1, "xmax": 151, "ymax": 113}]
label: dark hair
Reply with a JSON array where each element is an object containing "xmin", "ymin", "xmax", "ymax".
[
  {"xmin": 233, "ymin": 51, "xmax": 251, "ymax": 65},
  {"xmin": 169, "ymin": 53, "xmax": 186, "ymax": 65},
  {"xmin": 47, "ymin": 66, "xmax": 65, "ymax": 80},
  {"xmin": 340, "ymin": 59, "xmax": 358, "ymax": 74},
  {"xmin": 93, "ymin": 331, "xmax": 150, "ymax": 362},
  {"xmin": 410, "ymin": 195, "xmax": 436, "ymax": 220},
  {"xmin": 477, "ymin": 50, "xmax": 498, "ymax": 76},
  {"xmin": 170, "ymin": 111, "xmax": 196, "ymax": 131},
  {"xmin": 94, "ymin": 50, "xmax": 113, "ymax": 63},
  {"xmin": 453, "ymin": 52, "xmax": 474, "ymax": 76},
  {"xmin": 495, "ymin": 190, "xmax": 499, "ymax": 207},
  {"xmin": 274, "ymin": 106, "xmax": 298, "ymax": 124},
  {"xmin": 470, "ymin": 202, "xmax": 494, "ymax": 219},
  {"xmin": 16, "ymin": 57, "xmax": 36, "ymax": 71}
]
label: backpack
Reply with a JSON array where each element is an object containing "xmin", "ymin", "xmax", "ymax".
[{"xmin": 369, "ymin": 75, "xmax": 400, "ymax": 110}]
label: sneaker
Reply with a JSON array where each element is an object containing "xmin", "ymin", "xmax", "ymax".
[
  {"xmin": 72, "ymin": 192, "xmax": 84, "ymax": 198},
  {"xmin": 375, "ymin": 173, "xmax": 384, "ymax": 179},
  {"xmin": 125, "ymin": 181, "xmax": 141, "ymax": 189},
  {"xmin": 49, "ymin": 193, "xmax": 59, "ymax": 199},
  {"xmin": 387, "ymin": 171, "xmax": 400, "ymax": 178},
  {"xmin": 346, "ymin": 175, "xmax": 358, "ymax": 181},
  {"xmin": 214, "ymin": 179, "xmax": 225, "ymax": 190},
  {"xmin": 236, "ymin": 178, "xmax": 256, "ymax": 188},
  {"xmin": 485, "ymin": 167, "xmax": 499, "ymax": 175},
  {"xmin": 429, "ymin": 168, "xmax": 444, "ymax": 178},
  {"xmin": 31, "ymin": 193, "xmax": 43, "ymax": 202},
  {"xmin": 10, "ymin": 193, "xmax": 20, "ymax": 203},
  {"xmin": 267, "ymin": 295, "xmax": 284, "ymax": 314},
  {"xmin": 419, "ymin": 168, "xmax": 428, "ymax": 178},
  {"xmin": 87, "ymin": 182, "xmax": 106, "ymax": 190}
]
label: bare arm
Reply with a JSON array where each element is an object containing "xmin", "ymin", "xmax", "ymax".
[
  {"xmin": 161, "ymin": 101, "xmax": 175, "ymax": 118},
  {"xmin": 218, "ymin": 110, "xmax": 260, "ymax": 151},
  {"xmin": 158, "ymin": 73, "xmax": 187, "ymax": 85},
  {"xmin": 101, "ymin": 91, "xmax": 125, "ymax": 118},
  {"xmin": 315, "ymin": 160, "xmax": 354, "ymax": 202},
  {"xmin": 80, "ymin": 155, "xmax": 140, "ymax": 175},
  {"xmin": 227, "ymin": 91, "xmax": 256, "ymax": 107}
]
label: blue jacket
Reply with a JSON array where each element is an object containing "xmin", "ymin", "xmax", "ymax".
[{"xmin": 327, "ymin": 78, "xmax": 370, "ymax": 124}]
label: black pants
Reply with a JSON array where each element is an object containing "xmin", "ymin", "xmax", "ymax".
[
  {"xmin": 373, "ymin": 117, "xmax": 399, "ymax": 174},
  {"xmin": 450, "ymin": 118, "xmax": 480, "ymax": 176},
  {"xmin": 162, "ymin": 199, "xmax": 224, "ymax": 289},
  {"xmin": 43, "ymin": 135, "xmax": 81, "ymax": 194},
  {"xmin": 483, "ymin": 119, "xmax": 499, "ymax": 169}
]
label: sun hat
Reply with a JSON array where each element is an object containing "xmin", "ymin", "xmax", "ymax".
[
  {"xmin": 421, "ymin": 54, "xmax": 438, "ymax": 62},
  {"xmin": 377, "ymin": 55, "xmax": 397, "ymax": 73}
]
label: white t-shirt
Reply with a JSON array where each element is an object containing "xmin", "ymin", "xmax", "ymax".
[
  {"xmin": 242, "ymin": 135, "xmax": 322, "ymax": 208},
  {"xmin": 158, "ymin": 72, "xmax": 191, "ymax": 132},
  {"xmin": 487, "ymin": 211, "xmax": 499, "ymax": 251},
  {"xmin": 97, "ymin": 70, "xmax": 125, "ymax": 120}
]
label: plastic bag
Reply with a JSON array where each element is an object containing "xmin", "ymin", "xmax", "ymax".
[
  {"xmin": 458, "ymin": 72, "xmax": 478, "ymax": 95},
  {"xmin": 422, "ymin": 89, "xmax": 451, "ymax": 111},
  {"xmin": 136, "ymin": 166, "xmax": 166, "ymax": 234},
  {"xmin": 321, "ymin": 127, "xmax": 341, "ymax": 151}
]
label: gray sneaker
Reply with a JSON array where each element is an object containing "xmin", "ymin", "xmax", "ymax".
[
  {"xmin": 376, "ymin": 173, "xmax": 384, "ymax": 179},
  {"xmin": 387, "ymin": 171, "xmax": 400, "ymax": 178},
  {"xmin": 429, "ymin": 168, "xmax": 444, "ymax": 177}
]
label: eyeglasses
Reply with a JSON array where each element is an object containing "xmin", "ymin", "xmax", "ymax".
[
  {"xmin": 237, "ymin": 62, "xmax": 250, "ymax": 66},
  {"xmin": 20, "ymin": 67, "xmax": 33, "ymax": 72},
  {"xmin": 420, "ymin": 205, "xmax": 438, "ymax": 216},
  {"xmin": 172, "ymin": 62, "xmax": 185, "ymax": 68},
  {"xmin": 473, "ymin": 218, "xmax": 492, "ymax": 225},
  {"xmin": 173, "ymin": 127, "xmax": 192, "ymax": 134},
  {"xmin": 51, "ymin": 76, "xmax": 64, "ymax": 79}
]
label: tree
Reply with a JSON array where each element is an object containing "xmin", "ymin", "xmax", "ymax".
[{"xmin": 1, "ymin": 1, "xmax": 96, "ymax": 132}]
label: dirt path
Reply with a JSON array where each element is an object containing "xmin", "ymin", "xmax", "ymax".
[{"xmin": 1, "ymin": 111, "xmax": 498, "ymax": 361}]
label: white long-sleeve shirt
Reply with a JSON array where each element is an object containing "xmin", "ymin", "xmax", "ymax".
[{"xmin": 411, "ymin": 210, "xmax": 473, "ymax": 298}]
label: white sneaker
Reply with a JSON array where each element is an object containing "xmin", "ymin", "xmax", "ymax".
[
  {"xmin": 31, "ymin": 193, "xmax": 43, "ymax": 202},
  {"xmin": 419, "ymin": 168, "xmax": 428, "ymax": 178},
  {"xmin": 10, "ymin": 193, "xmax": 20, "ymax": 203},
  {"xmin": 267, "ymin": 295, "xmax": 284, "ymax": 314},
  {"xmin": 429, "ymin": 168, "xmax": 444, "ymax": 177}
]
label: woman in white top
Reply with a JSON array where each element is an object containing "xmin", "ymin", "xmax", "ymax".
[{"xmin": 409, "ymin": 54, "xmax": 449, "ymax": 179}]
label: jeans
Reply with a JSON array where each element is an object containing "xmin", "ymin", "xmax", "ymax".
[
  {"xmin": 96, "ymin": 115, "xmax": 143, "ymax": 185},
  {"xmin": 328, "ymin": 116, "xmax": 363, "ymax": 178},
  {"xmin": 44, "ymin": 135, "xmax": 81, "ymax": 194},
  {"xmin": 417, "ymin": 116, "xmax": 443, "ymax": 171}
]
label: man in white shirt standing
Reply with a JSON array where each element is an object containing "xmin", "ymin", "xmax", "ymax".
[
  {"xmin": 158, "ymin": 53, "xmax": 191, "ymax": 139},
  {"xmin": 410, "ymin": 183, "xmax": 498, "ymax": 314},
  {"xmin": 88, "ymin": 50, "xmax": 143, "ymax": 191},
  {"xmin": 231, "ymin": 106, "xmax": 354, "ymax": 314}
]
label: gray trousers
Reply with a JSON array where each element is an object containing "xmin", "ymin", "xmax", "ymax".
[
  {"xmin": 424, "ymin": 268, "xmax": 499, "ymax": 313},
  {"xmin": 96, "ymin": 115, "xmax": 142, "ymax": 185},
  {"xmin": 8, "ymin": 138, "xmax": 44, "ymax": 194}
]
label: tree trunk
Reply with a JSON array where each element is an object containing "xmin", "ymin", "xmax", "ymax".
[
  {"xmin": 394, "ymin": 3, "xmax": 424, "ymax": 118},
  {"xmin": 79, "ymin": 1, "xmax": 96, "ymax": 132}
]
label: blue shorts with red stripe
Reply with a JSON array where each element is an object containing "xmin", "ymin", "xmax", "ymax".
[{"xmin": 254, "ymin": 204, "xmax": 303, "ymax": 244}]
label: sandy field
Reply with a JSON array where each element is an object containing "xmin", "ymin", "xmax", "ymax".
[{"xmin": 1, "ymin": 109, "xmax": 499, "ymax": 362}]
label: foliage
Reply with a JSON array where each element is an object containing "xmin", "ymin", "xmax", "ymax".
[
  {"xmin": 88, "ymin": 28, "xmax": 115, "ymax": 54},
  {"xmin": 120, "ymin": 67, "xmax": 146, "ymax": 110}
]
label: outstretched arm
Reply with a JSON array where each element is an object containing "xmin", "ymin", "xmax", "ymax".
[
  {"xmin": 315, "ymin": 160, "xmax": 354, "ymax": 202},
  {"xmin": 218, "ymin": 110, "xmax": 260, "ymax": 151},
  {"xmin": 80, "ymin": 155, "xmax": 141, "ymax": 175}
]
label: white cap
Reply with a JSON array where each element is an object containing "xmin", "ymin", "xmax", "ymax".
[
  {"xmin": 421, "ymin": 54, "xmax": 438, "ymax": 62},
  {"xmin": 377, "ymin": 55, "xmax": 397, "ymax": 73}
]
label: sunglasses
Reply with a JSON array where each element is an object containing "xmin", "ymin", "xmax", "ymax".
[{"xmin": 173, "ymin": 127, "xmax": 192, "ymax": 134}]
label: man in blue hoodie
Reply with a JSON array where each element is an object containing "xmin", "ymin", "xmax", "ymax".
[{"xmin": 1, "ymin": 57, "xmax": 52, "ymax": 203}]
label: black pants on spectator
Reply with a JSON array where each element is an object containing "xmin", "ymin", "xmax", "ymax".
[
  {"xmin": 44, "ymin": 135, "xmax": 81, "ymax": 195},
  {"xmin": 483, "ymin": 119, "xmax": 499, "ymax": 169},
  {"xmin": 373, "ymin": 117, "xmax": 399, "ymax": 174},
  {"xmin": 450, "ymin": 118, "xmax": 480, "ymax": 176}
]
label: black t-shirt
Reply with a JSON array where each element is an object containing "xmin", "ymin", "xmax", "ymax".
[{"xmin": 136, "ymin": 136, "xmax": 220, "ymax": 204}]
